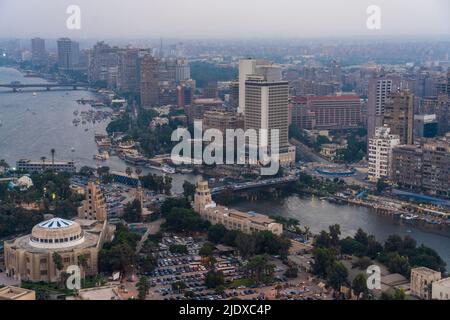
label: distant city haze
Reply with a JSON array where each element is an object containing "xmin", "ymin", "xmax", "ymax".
[{"xmin": 0, "ymin": 0, "xmax": 449, "ymax": 39}]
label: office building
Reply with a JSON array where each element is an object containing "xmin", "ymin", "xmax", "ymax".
[
  {"xmin": 57, "ymin": 38, "xmax": 79, "ymax": 71},
  {"xmin": 244, "ymin": 71, "xmax": 295, "ymax": 166},
  {"xmin": 88, "ymin": 42, "xmax": 120, "ymax": 87},
  {"xmin": 31, "ymin": 38, "xmax": 46, "ymax": 64},
  {"xmin": 368, "ymin": 127, "xmax": 400, "ymax": 182},
  {"xmin": 307, "ymin": 95, "xmax": 362, "ymax": 130},
  {"xmin": 367, "ymin": 76, "xmax": 401, "ymax": 140},
  {"xmin": 384, "ymin": 90, "xmax": 414, "ymax": 145},
  {"xmin": 391, "ymin": 135, "xmax": 450, "ymax": 197},
  {"xmin": 414, "ymin": 114, "xmax": 438, "ymax": 140},
  {"xmin": 140, "ymin": 54, "xmax": 160, "ymax": 107},
  {"xmin": 175, "ymin": 59, "xmax": 190, "ymax": 82}
]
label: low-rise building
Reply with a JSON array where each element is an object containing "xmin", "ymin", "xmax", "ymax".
[
  {"xmin": 432, "ymin": 277, "xmax": 450, "ymax": 300},
  {"xmin": 0, "ymin": 286, "xmax": 36, "ymax": 300},
  {"xmin": 410, "ymin": 267, "xmax": 442, "ymax": 299},
  {"xmin": 16, "ymin": 159, "xmax": 76, "ymax": 173},
  {"xmin": 194, "ymin": 180, "xmax": 283, "ymax": 235}
]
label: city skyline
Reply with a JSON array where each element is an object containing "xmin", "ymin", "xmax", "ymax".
[{"xmin": 0, "ymin": 0, "xmax": 449, "ymax": 39}]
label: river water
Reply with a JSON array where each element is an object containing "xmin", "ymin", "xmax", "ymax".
[
  {"xmin": 231, "ymin": 194, "xmax": 450, "ymax": 269},
  {"xmin": 1, "ymin": 67, "xmax": 449, "ymax": 268},
  {"xmin": 0, "ymin": 67, "xmax": 197, "ymax": 193}
]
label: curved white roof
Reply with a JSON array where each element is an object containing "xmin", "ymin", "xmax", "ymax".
[{"xmin": 37, "ymin": 218, "xmax": 75, "ymax": 229}]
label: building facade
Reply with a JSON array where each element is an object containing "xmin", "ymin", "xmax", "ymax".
[
  {"xmin": 368, "ymin": 127, "xmax": 400, "ymax": 182},
  {"xmin": 410, "ymin": 267, "xmax": 442, "ymax": 300},
  {"xmin": 194, "ymin": 181, "xmax": 283, "ymax": 235},
  {"xmin": 384, "ymin": 90, "xmax": 414, "ymax": 145},
  {"xmin": 140, "ymin": 54, "xmax": 160, "ymax": 107}
]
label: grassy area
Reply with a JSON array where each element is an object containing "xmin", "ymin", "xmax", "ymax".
[
  {"xmin": 20, "ymin": 281, "xmax": 75, "ymax": 299},
  {"xmin": 228, "ymin": 278, "xmax": 255, "ymax": 288}
]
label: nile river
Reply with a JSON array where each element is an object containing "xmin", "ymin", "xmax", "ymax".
[{"xmin": 1, "ymin": 67, "xmax": 449, "ymax": 268}]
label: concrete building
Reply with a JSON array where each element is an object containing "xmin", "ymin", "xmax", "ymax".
[
  {"xmin": 77, "ymin": 182, "xmax": 108, "ymax": 222},
  {"xmin": 384, "ymin": 90, "xmax": 414, "ymax": 145},
  {"xmin": 16, "ymin": 159, "xmax": 76, "ymax": 173},
  {"xmin": 194, "ymin": 180, "xmax": 283, "ymax": 235},
  {"xmin": 31, "ymin": 38, "xmax": 46, "ymax": 65},
  {"xmin": 307, "ymin": 95, "xmax": 362, "ymax": 130},
  {"xmin": 57, "ymin": 38, "xmax": 79, "ymax": 71},
  {"xmin": 88, "ymin": 42, "xmax": 120, "ymax": 87},
  {"xmin": 367, "ymin": 76, "xmax": 401, "ymax": 141},
  {"xmin": 3, "ymin": 217, "xmax": 114, "ymax": 282},
  {"xmin": 410, "ymin": 267, "xmax": 441, "ymax": 300},
  {"xmin": 140, "ymin": 54, "xmax": 160, "ymax": 107},
  {"xmin": 414, "ymin": 114, "xmax": 438, "ymax": 140},
  {"xmin": 368, "ymin": 127, "xmax": 400, "ymax": 182},
  {"xmin": 175, "ymin": 59, "xmax": 190, "ymax": 82},
  {"xmin": 391, "ymin": 135, "xmax": 450, "ymax": 197},
  {"xmin": 203, "ymin": 110, "xmax": 239, "ymax": 133},
  {"xmin": 432, "ymin": 277, "xmax": 450, "ymax": 300},
  {"xmin": 238, "ymin": 58, "xmax": 270, "ymax": 114},
  {"xmin": 245, "ymin": 72, "xmax": 295, "ymax": 166},
  {"xmin": 0, "ymin": 286, "xmax": 36, "ymax": 300}
]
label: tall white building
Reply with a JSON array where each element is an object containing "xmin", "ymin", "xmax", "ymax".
[
  {"xmin": 238, "ymin": 59, "xmax": 274, "ymax": 114},
  {"xmin": 368, "ymin": 126, "xmax": 400, "ymax": 182},
  {"xmin": 244, "ymin": 71, "xmax": 296, "ymax": 166}
]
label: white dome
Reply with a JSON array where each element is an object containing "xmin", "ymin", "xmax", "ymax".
[
  {"xmin": 29, "ymin": 218, "xmax": 85, "ymax": 249},
  {"xmin": 17, "ymin": 176, "xmax": 33, "ymax": 188}
]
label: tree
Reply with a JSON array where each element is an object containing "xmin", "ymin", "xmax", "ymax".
[
  {"xmin": 235, "ymin": 233, "xmax": 256, "ymax": 258},
  {"xmin": 205, "ymin": 270, "xmax": 225, "ymax": 289},
  {"xmin": 312, "ymin": 247, "xmax": 336, "ymax": 278},
  {"xmin": 77, "ymin": 254, "xmax": 88, "ymax": 280},
  {"xmin": 123, "ymin": 199, "xmax": 142, "ymax": 223},
  {"xmin": 52, "ymin": 252, "xmax": 64, "ymax": 272},
  {"xmin": 136, "ymin": 276, "xmax": 150, "ymax": 300},
  {"xmin": 41, "ymin": 156, "xmax": 47, "ymax": 172},
  {"xmin": 163, "ymin": 208, "xmax": 209, "ymax": 233},
  {"xmin": 329, "ymin": 224, "xmax": 341, "ymax": 248},
  {"xmin": 326, "ymin": 261, "xmax": 348, "ymax": 291},
  {"xmin": 207, "ymin": 224, "xmax": 227, "ymax": 244},
  {"xmin": 386, "ymin": 252, "xmax": 410, "ymax": 277},
  {"xmin": 354, "ymin": 229, "xmax": 369, "ymax": 246},
  {"xmin": 244, "ymin": 255, "xmax": 275, "ymax": 284},
  {"xmin": 340, "ymin": 237, "xmax": 367, "ymax": 257},
  {"xmin": 199, "ymin": 242, "xmax": 216, "ymax": 257},
  {"xmin": 352, "ymin": 273, "xmax": 369, "ymax": 299},
  {"xmin": 50, "ymin": 149, "xmax": 56, "ymax": 169},
  {"xmin": 182, "ymin": 180, "xmax": 196, "ymax": 200},
  {"xmin": 284, "ymin": 266, "xmax": 299, "ymax": 279},
  {"xmin": 169, "ymin": 244, "xmax": 188, "ymax": 254}
]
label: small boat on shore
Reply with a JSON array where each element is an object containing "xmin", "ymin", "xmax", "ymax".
[{"xmin": 162, "ymin": 165, "xmax": 176, "ymax": 174}]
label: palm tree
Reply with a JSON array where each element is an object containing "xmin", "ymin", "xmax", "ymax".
[
  {"xmin": 50, "ymin": 149, "xmax": 56, "ymax": 169},
  {"xmin": 41, "ymin": 156, "xmax": 47, "ymax": 172},
  {"xmin": 77, "ymin": 254, "xmax": 88, "ymax": 281},
  {"xmin": 135, "ymin": 168, "xmax": 142, "ymax": 177},
  {"xmin": 125, "ymin": 167, "xmax": 133, "ymax": 177}
]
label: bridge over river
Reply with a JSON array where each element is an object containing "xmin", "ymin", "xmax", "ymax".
[
  {"xmin": 0, "ymin": 82, "xmax": 89, "ymax": 92},
  {"xmin": 210, "ymin": 175, "xmax": 298, "ymax": 194}
]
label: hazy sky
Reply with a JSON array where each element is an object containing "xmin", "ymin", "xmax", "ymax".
[{"xmin": 0, "ymin": 0, "xmax": 449, "ymax": 39}]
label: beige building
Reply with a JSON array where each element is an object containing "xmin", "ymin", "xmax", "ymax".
[
  {"xmin": 194, "ymin": 180, "xmax": 283, "ymax": 235},
  {"xmin": 384, "ymin": 90, "xmax": 414, "ymax": 145},
  {"xmin": 0, "ymin": 286, "xmax": 36, "ymax": 300},
  {"xmin": 4, "ymin": 183, "xmax": 114, "ymax": 283},
  {"xmin": 77, "ymin": 182, "xmax": 107, "ymax": 222},
  {"xmin": 410, "ymin": 267, "xmax": 442, "ymax": 299},
  {"xmin": 432, "ymin": 277, "xmax": 450, "ymax": 300}
]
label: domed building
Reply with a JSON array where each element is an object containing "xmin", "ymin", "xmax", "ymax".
[{"xmin": 4, "ymin": 216, "xmax": 114, "ymax": 283}]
